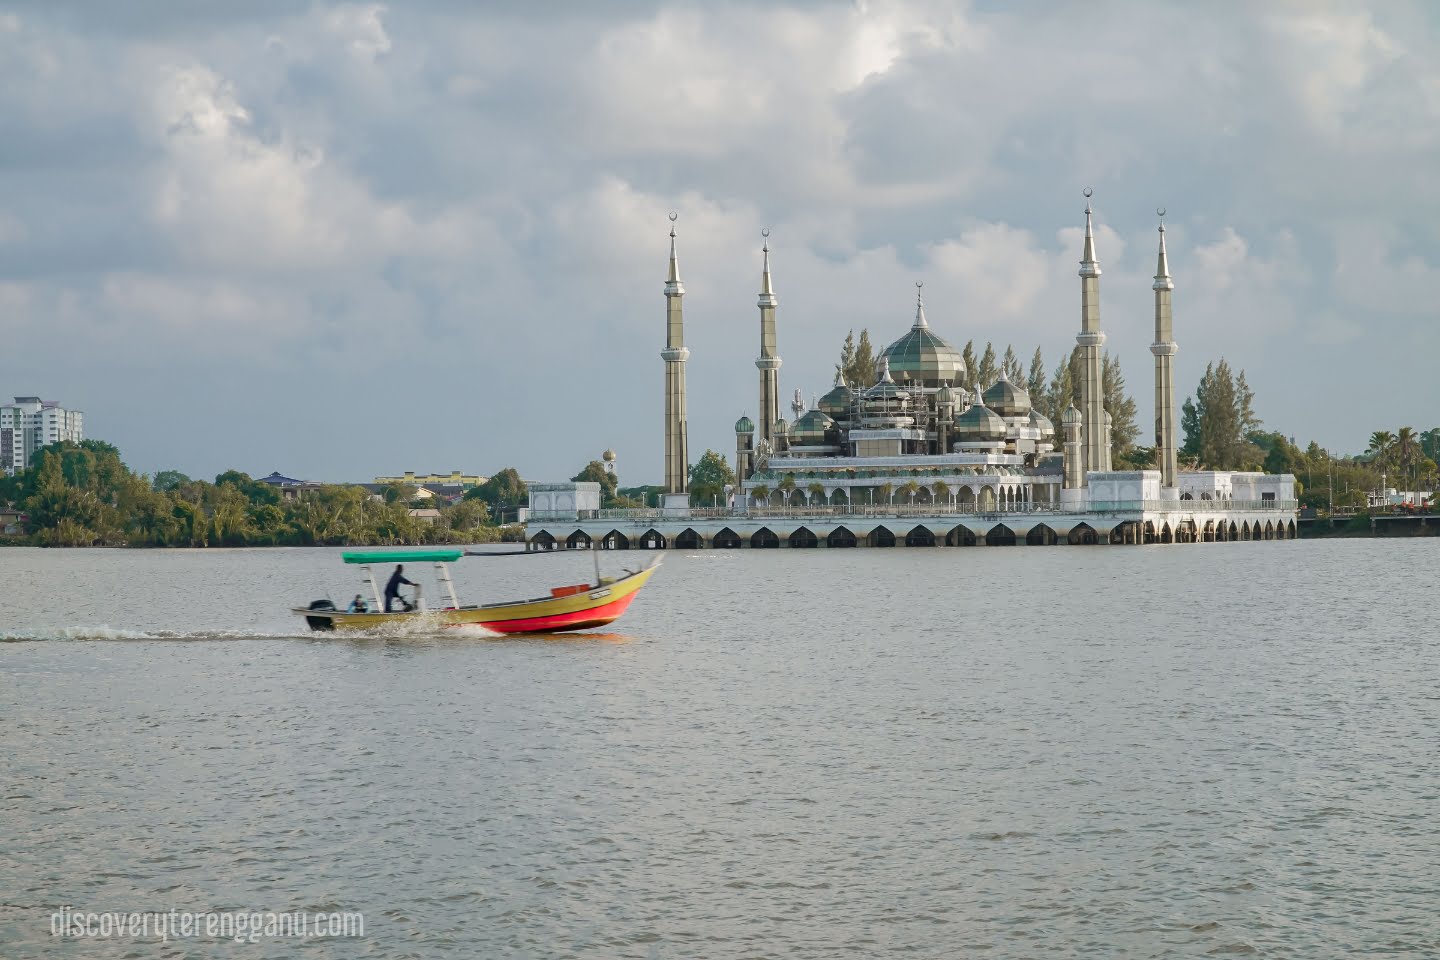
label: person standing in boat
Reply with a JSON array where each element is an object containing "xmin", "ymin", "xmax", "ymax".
[{"xmin": 384, "ymin": 565, "xmax": 415, "ymax": 612}]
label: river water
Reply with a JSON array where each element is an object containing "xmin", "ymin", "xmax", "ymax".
[{"xmin": 2, "ymin": 541, "xmax": 1437, "ymax": 958}]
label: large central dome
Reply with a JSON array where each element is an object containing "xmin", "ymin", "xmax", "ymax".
[{"xmin": 879, "ymin": 291, "xmax": 965, "ymax": 388}]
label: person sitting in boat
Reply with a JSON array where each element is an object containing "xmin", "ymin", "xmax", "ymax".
[
  {"xmin": 348, "ymin": 594, "xmax": 368, "ymax": 613},
  {"xmin": 384, "ymin": 565, "xmax": 416, "ymax": 613}
]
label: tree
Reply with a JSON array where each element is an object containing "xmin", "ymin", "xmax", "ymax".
[
  {"xmin": 807, "ymin": 481, "xmax": 825, "ymax": 504},
  {"xmin": 689, "ymin": 449, "xmax": 736, "ymax": 506},
  {"xmin": 1187, "ymin": 358, "xmax": 1263, "ymax": 470},
  {"xmin": 1002, "ymin": 345, "xmax": 1024, "ymax": 384},
  {"xmin": 469, "ymin": 467, "xmax": 527, "ymax": 520},
  {"xmin": 152, "ymin": 470, "xmax": 191, "ymax": 493},
  {"xmin": 877, "ymin": 481, "xmax": 894, "ymax": 504},
  {"xmin": 1102, "ymin": 352, "xmax": 1140, "ymax": 460},
  {"xmin": 960, "ymin": 341, "xmax": 978, "ymax": 390},
  {"xmin": 777, "ymin": 473, "xmax": 797, "ymax": 504},
  {"xmin": 898, "ymin": 480, "xmax": 920, "ymax": 504},
  {"xmin": 977, "ymin": 342, "xmax": 998, "ymax": 389},
  {"xmin": 837, "ymin": 329, "xmax": 878, "ymax": 388},
  {"xmin": 1026, "ymin": 348, "xmax": 1047, "ymax": 406},
  {"xmin": 1045, "ymin": 349, "xmax": 1078, "ymax": 427},
  {"xmin": 932, "ymin": 479, "xmax": 950, "ymax": 504},
  {"xmin": 749, "ymin": 484, "xmax": 770, "ymax": 506},
  {"xmin": 1420, "ymin": 428, "xmax": 1440, "ymax": 463},
  {"xmin": 572, "ymin": 460, "xmax": 619, "ymax": 506},
  {"xmin": 1367, "ymin": 431, "xmax": 1396, "ymax": 466}
]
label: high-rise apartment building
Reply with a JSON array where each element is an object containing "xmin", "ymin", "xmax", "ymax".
[{"xmin": 1, "ymin": 397, "xmax": 84, "ymax": 474}]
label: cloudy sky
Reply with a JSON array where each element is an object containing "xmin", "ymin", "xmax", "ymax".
[{"xmin": 1, "ymin": 1, "xmax": 1436, "ymax": 484}]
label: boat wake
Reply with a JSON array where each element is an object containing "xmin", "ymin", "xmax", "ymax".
[{"xmin": 1, "ymin": 626, "xmax": 311, "ymax": 642}]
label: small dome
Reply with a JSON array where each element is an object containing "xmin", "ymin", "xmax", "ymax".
[
  {"xmin": 1028, "ymin": 410, "xmax": 1054, "ymax": 436},
  {"xmin": 773, "ymin": 417, "xmax": 790, "ymax": 436},
  {"xmin": 791, "ymin": 409, "xmax": 836, "ymax": 445},
  {"xmin": 818, "ymin": 375, "xmax": 856, "ymax": 418},
  {"xmin": 734, "ymin": 416, "xmax": 754, "ymax": 434},
  {"xmin": 954, "ymin": 401, "xmax": 1007, "ymax": 442},
  {"xmin": 1062, "ymin": 405, "xmax": 1082, "ymax": 425},
  {"xmin": 602, "ymin": 448, "xmax": 617, "ymax": 461},
  {"xmin": 983, "ymin": 371, "xmax": 1031, "ymax": 418},
  {"xmin": 935, "ymin": 382, "xmax": 959, "ymax": 409}
]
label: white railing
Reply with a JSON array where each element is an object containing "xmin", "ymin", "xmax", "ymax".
[{"xmin": 532, "ymin": 499, "xmax": 1299, "ymax": 523}]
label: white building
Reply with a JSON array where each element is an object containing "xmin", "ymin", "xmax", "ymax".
[{"xmin": 1, "ymin": 397, "xmax": 84, "ymax": 474}]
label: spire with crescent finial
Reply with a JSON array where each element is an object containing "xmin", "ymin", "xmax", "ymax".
[
  {"xmin": 1153, "ymin": 210, "xmax": 1173, "ymax": 292},
  {"xmin": 755, "ymin": 226, "xmax": 782, "ymax": 445},
  {"xmin": 913, "ymin": 281, "xmax": 929, "ymax": 329},
  {"xmin": 665, "ymin": 211, "xmax": 683, "ymax": 294},
  {"xmin": 1079, "ymin": 188, "xmax": 1101, "ymax": 279}
]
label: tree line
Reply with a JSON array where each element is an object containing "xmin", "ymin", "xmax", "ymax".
[{"xmin": 0, "ymin": 441, "xmax": 516, "ymax": 547}]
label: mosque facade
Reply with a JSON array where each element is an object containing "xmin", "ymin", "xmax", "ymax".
[{"xmin": 526, "ymin": 196, "xmax": 1298, "ymax": 549}]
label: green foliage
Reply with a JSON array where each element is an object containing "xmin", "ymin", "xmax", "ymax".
[
  {"xmin": 1002, "ymin": 345, "xmax": 1024, "ymax": 384},
  {"xmin": 572, "ymin": 460, "xmax": 619, "ymax": 506},
  {"xmin": 1182, "ymin": 359, "xmax": 1263, "ymax": 470},
  {"xmin": 836, "ymin": 329, "xmax": 878, "ymax": 388},
  {"xmin": 2, "ymin": 439, "xmax": 512, "ymax": 548},
  {"xmin": 1026, "ymin": 348, "xmax": 1047, "ymax": 406},
  {"xmin": 688, "ymin": 449, "xmax": 735, "ymax": 506},
  {"xmin": 976, "ymin": 343, "xmax": 998, "ymax": 390},
  {"xmin": 468, "ymin": 467, "xmax": 528, "ymax": 519},
  {"xmin": 1102, "ymin": 352, "xmax": 1140, "ymax": 460}
]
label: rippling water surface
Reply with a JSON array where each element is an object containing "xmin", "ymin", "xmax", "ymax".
[{"xmin": 2, "ymin": 541, "xmax": 1437, "ymax": 958}]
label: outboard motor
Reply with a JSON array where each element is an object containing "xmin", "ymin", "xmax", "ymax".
[{"xmin": 305, "ymin": 598, "xmax": 337, "ymax": 631}]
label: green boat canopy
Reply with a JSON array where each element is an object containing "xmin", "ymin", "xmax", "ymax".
[{"xmin": 342, "ymin": 549, "xmax": 464, "ymax": 565}]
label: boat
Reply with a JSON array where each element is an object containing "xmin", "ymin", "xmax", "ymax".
[{"xmin": 294, "ymin": 548, "xmax": 662, "ymax": 634}]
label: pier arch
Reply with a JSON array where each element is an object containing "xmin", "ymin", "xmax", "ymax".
[
  {"xmin": 945, "ymin": 524, "xmax": 977, "ymax": 547},
  {"xmin": 530, "ymin": 530, "xmax": 557, "ymax": 550},
  {"xmin": 1228, "ymin": 521, "xmax": 1239, "ymax": 541},
  {"xmin": 1203, "ymin": 520, "xmax": 1216, "ymax": 542},
  {"xmin": 868, "ymin": 526, "xmax": 896, "ymax": 548},
  {"xmin": 566, "ymin": 530, "xmax": 592, "ymax": 549},
  {"xmin": 789, "ymin": 527, "xmax": 819, "ymax": 548},
  {"xmin": 713, "ymin": 527, "xmax": 742, "ymax": 549},
  {"xmin": 1160, "ymin": 523, "xmax": 1174, "ymax": 544},
  {"xmin": 1069, "ymin": 522, "xmax": 1100, "ymax": 545},
  {"xmin": 905, "ymin": 525, "xmax": 936, "ymax": 547},
  {"xmin": 985, "ymin": 523, "xmax": 1016, "ymax": 546},
  {"xmin": 827, "ymin": 526, "xmax": 857, "ymax": 548},
  {"xmin": 602, "ymin": 530, "xmax": 630, "ymax": 550},
  {"xmin": 1026, "ymin": 523, "xmax": 1058, "ymax": 546},
  {"xmin": 674, "ymin": 528, "xmax": 704, "ymax": 550},
  {"xmin": 751, "ymin": 527, "xmax": 780, "ymax": 549},
  {"xmin": 639, "ymin": 528, "xmax": 667, "ymax": 550}
]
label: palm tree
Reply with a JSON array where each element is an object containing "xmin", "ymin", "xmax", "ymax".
[
  {"xmin": 777, "ymin": 474, "xmax": 797, "ymax": 506},
  {"xmin": 898, "ymin": 480, "xmax": 919, "ymax": 504},
  {"xmin": 932, "ymin": 480, "xmax": 950, "ymax": 506},
  {"xmin": 1368, "ymin": 430, "xmax": 1396, "ymax": 466},
  {"xmin": 1395, "ymin": 427, "xmax": 1421, "ymax": 500},
  {"xmin": 750, "ymin": 484, "xmax": 770, "ymax": 509},
  {"xmin": 807, "ymin": 481, "xmax": 826, "ymax": 505},
  {"xmin": 877, "ymin": 482, "xmax": 894, "ymax": 505}
]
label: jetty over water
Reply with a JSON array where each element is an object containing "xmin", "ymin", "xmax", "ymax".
[{"xmin": 524, "ymin": 482, "xmax": 1299, "ymax": 549}]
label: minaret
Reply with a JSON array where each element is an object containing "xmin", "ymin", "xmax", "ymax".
[
  {"xmin": 1076, "ymin": 189, "xmax": 1110, "ymax": 478},
  {"xmin": 1150, "ymin": 210, "xmax": 1179, "ymax": 488},
  {"xmin": 661, "ymin": 212, "xmax": 689, "ymax": 496},
  {"xmin": 755, "ymin": 229, "xmax": 782, "ymax": 446}
]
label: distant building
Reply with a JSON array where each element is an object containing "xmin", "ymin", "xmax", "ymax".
[
  {"xmin": 256, "ymin": 471, "xmax": 322, "ymax": 501},
  {"xmin": 1, "ymin": 397, "xmax": 84, "ymax": 474},
  {"xmin": 374, "ymin": 471, "xmax": 487, "ymax": 488}
]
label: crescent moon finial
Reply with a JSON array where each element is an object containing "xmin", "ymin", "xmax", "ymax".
[
  {"xmin": 916, "ymin": 280, "xmax": 923, "ymax": 290},
  {"xmin": 1157, "ymin": 206, "xmax": 1166, "ymax": 219},
  {"xmin": 761, "ymin": 227, "xmax": 770, "ymax": 238},
  {"xmin": 668, "ymin": 211, "xmax": 678, "ymax": 223},
  {"xmin": 1083, "ymin": 187, "xmax": 1093, "ymax": 199}
]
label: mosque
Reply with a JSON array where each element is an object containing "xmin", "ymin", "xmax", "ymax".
[{"xmin": 525, "ymin": 196, "xmax": 1298, "ymax": 549}]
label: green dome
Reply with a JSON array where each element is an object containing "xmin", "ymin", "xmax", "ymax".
[
  {"xmin": 878, "ymin": 293, "xmax": 965, "ymax": 388},
  {"xmin": 818, "ymin": 378, "xmax": 855, "ymax": 418},
  {"xmin": 773, "ymin": 417, "xmax": 790, "ymax": 435},
  {"xmin": 982, "ymin": 371, "xmax": 1031, "ymax": 417},
  {"xmin": 735, "ymin": 415, "xmax": 755, "ymax": 434},
  {"xmin": 954, "ymin": 401, "xmax": 1007, "ymax": 442},
  {"xmin": 1062, "ymin": 405, "xmax": 1082, "ymax": 425},
  {"xmin": 935, "ymin": 382, "xmax": 959, "ymax": 409},
  {"xmin": 791, "ymin": 409, "xmax": 836, "ymax": 444},
  {"xmin": 1028, "ymin": 410, "xmax": 1054, "ymax": 435}
]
